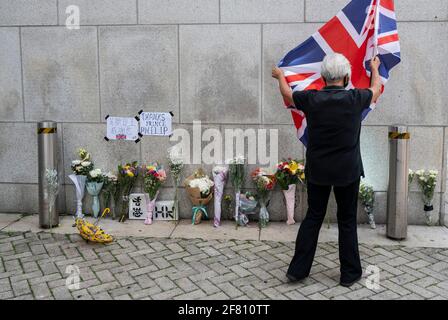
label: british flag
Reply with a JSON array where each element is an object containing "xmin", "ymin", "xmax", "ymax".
[{"xmin": 279, "ymin": 0, "xmax": 401, "ymax": 146}]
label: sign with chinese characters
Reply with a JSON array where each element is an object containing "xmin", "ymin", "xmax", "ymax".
[
  {"xmin": 139, "ymin": 112, "xmax": 172, "ymax": 136},
  {"xmin": 154, "ymin": 201, "xmax": 178, "ymax": 221},
  {"xmin": 128, "ymin": 194, "xmax": 147, "ymax": 220},
  {"xmin": 106, "ymin": 116, "xmax": 139, "ymax": 141}
]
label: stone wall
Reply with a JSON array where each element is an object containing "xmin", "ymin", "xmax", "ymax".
[{"xmin": 0, "ymin": 0, "xmax": 447, "ymax": 225}]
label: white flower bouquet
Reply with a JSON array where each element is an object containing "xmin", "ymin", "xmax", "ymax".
[
  {"xmin": 69, "ymin": 148, "xmax": 94, "ymax": 218},
  {"xmin": 184, "ymin": 168, "xmax": 214, "ymax": 224},
  {"xmin": 411, "ymin": 169, "xmax": 438, "ymax": 225}
]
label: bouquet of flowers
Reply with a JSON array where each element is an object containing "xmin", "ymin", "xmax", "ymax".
[
  {"xmin": 413, "ymin": 169, "xmax": 438, "ymax": 225},
  {"xmin": 212, "ymin": 165, "xmax": 229, "ymax": 227},
  {"xmin": 70, "ymin": 150, "xmax": 93, "ymax": 175},
  {"xmin": 184, "ymin": 168, "xmax": 214, "ymax": 225},
  {"xmin": 69, "ymin": 148, "xmax": 94, "ymax": 218},
  {"xmin": 228, "ymin": 156, "xmax": 245, "ymax": 226},
  {"xmin": 275, "ymin": 158, "xmax": 305, "ymax": 225},
  {"xmin": 117, "ymin": 161, "xmax": 139, "ymax": 222},
  {"xmin": 101, "ymin": 172, "xmax": 118, "ymax": 219},
  {"xmin": 167, "ymin": 146, "xmax": 184, "ymax": 221},
  {"xmin": 359, "ymin": 181, "xmax": 376, "ymax": 229},
  {"xmin": 251, "ymin": 168, "xmax": 276, "ymax": 228},
  {"xmin": 237, "ymin": 192, "xmax": 258, "ymax": 226},
  {"xmin": 85, "ymin": 168, "xmax": 104, "ymax": 218},
  {"xmin": 143, "ymin": 163, "xmax": 167, "ymax": 225}
]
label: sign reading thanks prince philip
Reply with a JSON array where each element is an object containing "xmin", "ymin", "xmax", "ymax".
[{"xmin": 139, "ymin": 112, "xmax": 172, "ymax": 136}]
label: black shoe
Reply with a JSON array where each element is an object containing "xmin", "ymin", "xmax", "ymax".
[
  {"xmin": 286, "ymin": 273, "xmax": 306, "ymax": 283},
  {"xmin": 340, "ymin": 275, "xmax": 362, "ymax": 287}
]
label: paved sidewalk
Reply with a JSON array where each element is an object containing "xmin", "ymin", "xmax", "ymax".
[{"xmin": 0, "ymin": 214, "xmax": 448, "ymax": 300}]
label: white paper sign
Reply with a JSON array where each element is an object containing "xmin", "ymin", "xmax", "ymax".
[
  {"xmin": 139, "ymin": 112, "xmax": 172, "ymax": 136},
  {"xmin": 128, "ymin": 196, "xmax": 178, "ymax": 221},
  {"xmin": 154, "ymin": 201, "xmax": 178, "ymax": 221},
  {"xmin": 106, "ymin": 116, "xmax": 139, "ymax": 141},
  {"xmin": 128, "ymin": 194, "xmax": 147, "ymax": 219}
]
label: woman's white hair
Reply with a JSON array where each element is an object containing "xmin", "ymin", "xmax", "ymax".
[{"xmin": 320, "ymin": 53, "xmax": 352, "ymax": 82}]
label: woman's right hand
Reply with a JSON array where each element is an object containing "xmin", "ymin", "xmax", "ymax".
[{"xmin": 370, "ymin": 56, "xmax": 381, "ymax": 71}]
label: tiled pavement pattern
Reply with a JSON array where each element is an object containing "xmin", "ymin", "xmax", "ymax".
[{"xmin": 1, "ymin": 231, "xmax": 448, "ymax": 300}]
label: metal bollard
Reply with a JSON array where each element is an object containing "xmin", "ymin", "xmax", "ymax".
[
  {"xmin": 386, "ymin": 125, "xmax": 410, "ymax": 240},
  {"xmin": 38, "ymin": 121, "xmax": 59, "ymax": 228}
]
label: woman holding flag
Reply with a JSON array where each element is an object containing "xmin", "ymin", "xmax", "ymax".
[{"xmin": 272, "ymin": 54, "xmax": 382, "ymax": 287}]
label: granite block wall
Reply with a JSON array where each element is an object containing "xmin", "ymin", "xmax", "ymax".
[{"xmin": 0, "ymin": 0, "xmax": 446, "ymax": 225}]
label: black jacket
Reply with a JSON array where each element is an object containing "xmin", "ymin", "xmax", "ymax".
[{"xmin": 293, "ymin": 86, "xmax": 373, "ymax": 186}]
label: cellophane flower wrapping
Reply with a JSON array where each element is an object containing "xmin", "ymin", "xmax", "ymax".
[
  {"xmin": 86, "ymin": 181, "xmax": 104, "ymax": 218},
  {"xmin": 86, "ymin": 168, "xmax": 105, "ymax": 218},
  {"xmin": 45, "ymin": 169, "xmax": 59, "ymax": 229},
  {"xmin": 212, "ymin": 166, "xmax": 229, "ymax": 227},
  {"xmin": 69, "ymin": 148, "xmax": 93, "ymax": 219}
]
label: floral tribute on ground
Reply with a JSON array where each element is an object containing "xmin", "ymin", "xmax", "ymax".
[
  {"xmin": 184, "ymin": 168, "xmax": 214, "ymax": 225},
  {"xmin": 228, "ymin": 156, "xmax": 246, "ymax": 226},
  {"xmin": 86, "ymin": 168, "xmax": 104, "ymax": 218},
  {"xmin": 359, "ymin": 181, "xmax": 376, "ymax": 229},
  {"xmin": 409, "ymin": 169, "xmax": 438, "ymax": 226},
  {"xmin": 167, "ymin": 146, "xmax": 184, "ymax": 222},
  {"xmin": 275, "ymin": 159, "xmax": 305, "ymax": 225},
  {"xmin": 69, "ymin": 148, "xmax": 93, "ymax": 219},
  {"xmin": 101, "ymin": 172, "xmax": 118, "ymax": 219},
  {"xmin": 117, "ymin": 162, "xmax": 139, "ymax": 222},
  {"xmin": 143, "ymin": 163, "xmax": 167, "ymax": 225},
  {"xmin": 251, "ymin": 168, "xmax": 276, "ymax": 228}
]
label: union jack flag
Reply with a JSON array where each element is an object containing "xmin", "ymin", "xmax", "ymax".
[{"xmin": 279, "ymin": 0, "xmax": 401, "ymax": 146}]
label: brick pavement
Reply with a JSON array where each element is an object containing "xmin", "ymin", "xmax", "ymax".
[{"xmin": 1, "ymin": 231, "xmax": 448, "ymax": 300}]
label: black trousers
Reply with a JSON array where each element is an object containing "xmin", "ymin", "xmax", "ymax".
[{"xmin": 287, "ymin": 179, "xmax": 362, "ymax": 283}]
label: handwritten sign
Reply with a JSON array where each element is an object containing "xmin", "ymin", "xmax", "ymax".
[
  {"xmin": 106, "ymin": 117, "xmax": 139, "ymax": 141},
  {"xmin": 128, "ymin": 194, "xmax": 147, "ymax": 220},
  {"xmin": 139, "ymin": 112, "xmax": 172, "ymax": 136}
]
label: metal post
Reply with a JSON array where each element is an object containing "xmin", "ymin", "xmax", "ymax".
[
  {"xmin": 387, "ymin": 125, "xmax": 410, "ymax": 240},
  {"xmin": 38, "ymin": 121, "xmax": 59, "ymax": 228}
]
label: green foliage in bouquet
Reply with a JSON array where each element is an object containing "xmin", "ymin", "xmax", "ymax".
[
  {"xmin": 228, "ymin": 156, "xmax": 245, "ymax": 190},
  {"xmin": 359, "ymin": 182, "xmax": 375, "ymax": 212}
]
